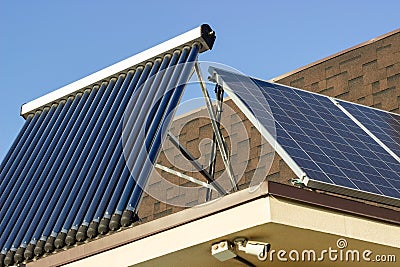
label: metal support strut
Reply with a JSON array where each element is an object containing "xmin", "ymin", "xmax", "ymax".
[
  {"xmin": 206, "ymin": 84, "xmax": 224, "ymax": 200},
  {"xmin": 155, "ymin": 163, "xmax": 217, "ymax": 191},
  {"xmin": 167, "ymin": 132, "xmax": 227, "ymax": 196},
  {"xmin": 195, "ymin": 62, "xmax": 238, "ymax": 192}
]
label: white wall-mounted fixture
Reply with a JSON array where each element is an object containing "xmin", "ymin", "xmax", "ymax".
[
  {"xmin": 211, "ymin": 240, "xmax": 236, "ymax": 261},
  {"xmin": 234, "ymin": 237, "xmax": 270, "ymax": 261},
  {"xmin": 211, "ymin": 237, "xmax": 271, "ymax": 264}
]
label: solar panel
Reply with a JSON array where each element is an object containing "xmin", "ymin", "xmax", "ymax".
[
  {"xmin": 210, "ymin": 67, "xmax": 400, "ymax": 207},
  {"xmin": 0, "ymin": 24, "xmax": 215, "ymax": 266},
  {"xmin": 337, "ymin": 100, "xmax": 400, "ymax": 159}
]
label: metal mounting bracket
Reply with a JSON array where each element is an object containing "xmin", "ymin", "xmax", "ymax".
[
  {"xmin": 205, "ymin": 84, "xmax": 224, "ymax": 200},
  {"xmin": 155, "ymin": 164, "xmax": 217, "ymax": 191},
  {"xmin": 195, "ymin": 62, "xmax": 238, "ymax": 192},
  {"xmin": 167, "ymin": 132, "xmax": 227, "ymax": 195}
]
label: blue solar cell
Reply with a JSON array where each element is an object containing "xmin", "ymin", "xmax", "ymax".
[
  {"xmin": 338, "ymin": 100, "xmax": 400, "ymax": 158},
  {"xmin": 212, "ymin": 68, "xmax": 400, "ymax": 205}
]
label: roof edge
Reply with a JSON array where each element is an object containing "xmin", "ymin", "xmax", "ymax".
[
  {"xmin": 26, "ymin": 181, "xmax": 399, "ymax": 267},
  {"xmin": 269, "ymin": 28, "xmax": 400, "ymax": 82},
  {"xmin": 20, "ymin": 24, "xmax": 216, "ymax": 117},
  {"xmin": 268, "ymin": 182, "xmax": 400, "ymax": 225}
]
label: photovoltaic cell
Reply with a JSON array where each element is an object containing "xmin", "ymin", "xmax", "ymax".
[
  {"xmin": 212, "ymin": 68, "xmax": 400, "ymax": 206},
  {"xmin": 337, "ymin": 100, "xmax": 400, "ymax": 158}
]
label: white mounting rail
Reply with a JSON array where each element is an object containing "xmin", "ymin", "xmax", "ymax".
[{"xmin": 21, "ymin": 24, "xmax": 215, "ymax": 117}]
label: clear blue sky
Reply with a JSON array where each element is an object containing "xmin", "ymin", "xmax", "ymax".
[{"xmin": 0, "ymin": 0, "xmax": 399, "ymax": 162}]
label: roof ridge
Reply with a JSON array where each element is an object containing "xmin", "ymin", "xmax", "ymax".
[{"xmin": 270, "ymin": 28, "xmax": 400, "ymax": 82}]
